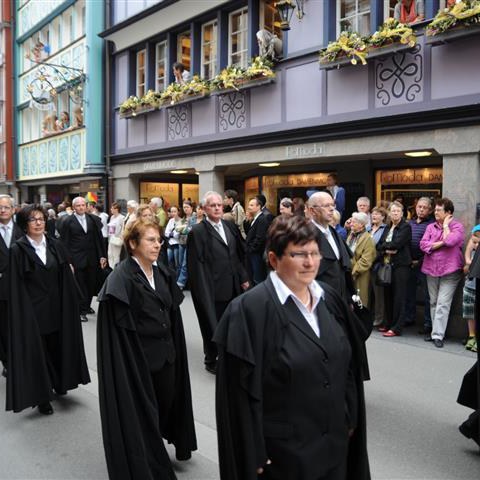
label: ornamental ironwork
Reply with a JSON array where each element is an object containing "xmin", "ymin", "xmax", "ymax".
[
  {"xmin": 167, "ymin": 105, "xmax": 191, "ymax": 140},
  {"xmin": 218, "ymin": 92, "xmax": 247, "ymax": 132},
  {"xmin": 375, "ymin": 44, "xmax": 423, "ymax": 107}
]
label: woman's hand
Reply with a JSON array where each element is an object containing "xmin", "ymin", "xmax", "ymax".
[
  {"xmin": 385, "ymin": 249, "xmax": 397, "ymax": 255},
  {"xmin": 257, "ymin": 459, "xmax": 272, "ymax": 474},
  {"xmin": 443, "ymin": 214, "xmax": 453, "ymax": 227}
]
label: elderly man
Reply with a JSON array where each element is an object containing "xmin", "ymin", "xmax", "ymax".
[
  {"xmin": 0, "ymin": 195, "xmax": 23, "ymax": 377},
  {"xmin": 308, "ymin": 192, "xmax": 354, "ymax": 301},
  {"xmin": 405, "ymin": 197, "xmax": 434, "ymax": 336},
  {"xmin": 187, "ymin": 191, "xmax": 249, "ymax": 374},
  {"xmin": 58, "ymin": 196, "xmax": 107, "ymax": 322},
  {"xmin": 345, "ymin": 197, "xmax": 372, "ymax": 232},
  {"xmin": 149, "ymin": 197, "xmax": 167, "ymax": 227}
]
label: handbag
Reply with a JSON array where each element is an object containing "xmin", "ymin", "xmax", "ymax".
[
  {"xmin": 110, "ymin": 236, "xmax": 123, "ymax": 247},
  {"xmin": 376, "ymin": 262, "xmax": 392, "ymax": 286}
]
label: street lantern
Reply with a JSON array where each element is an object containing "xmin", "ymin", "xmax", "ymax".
[{"xmin": 276, "ymin": 0, "xmax": 296, "ymax": 31}]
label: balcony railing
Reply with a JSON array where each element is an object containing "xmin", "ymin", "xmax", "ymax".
[{"xmin": 18, "ymin": 127, "xmax": 85, "ymax": 181}]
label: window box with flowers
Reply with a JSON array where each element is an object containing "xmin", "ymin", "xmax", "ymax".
[
  {"xmin": 162, "ymin": 76, "xmax": 211, "ymax": 108},
  {"xmin": 210, "ymin": 57, "xmax": 276, "ymax": 95},
  {"xmin": 319, "ymin": 32, "xmax": 368, "ymax": 70},
  {"xmin": 426, "ymin": 0, "xmax": 480, "ymax": 45},
  {"xmin": 119, "ymin": 90, "xmax": 163, "ymax": 119},
  {"xmin": 367, "ymin": 18, "xmax": 417, "ymax": 59}
]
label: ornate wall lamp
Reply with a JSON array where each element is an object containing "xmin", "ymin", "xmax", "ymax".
[{"xmin": 276, "ymin": 0, "xmax": 306, "ymax": 31}]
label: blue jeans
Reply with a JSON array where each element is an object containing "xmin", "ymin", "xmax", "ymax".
[
  {"xmin": 167, "ymin": 245, "xmax": 180, "ymax": 277},
  {"xmin": 177, "ymin": 244, "xmax": 188, "ymax": 287},
  {"xmin": 405, "ymin": 262, "xmax": 431, "ymax": 329}
]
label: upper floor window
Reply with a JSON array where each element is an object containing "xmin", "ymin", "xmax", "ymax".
[
  {"xmin": 260, "ymin": 0, "xmax": 283, "ymax": 39},
  {"xmin": 229, "ymin": 7, "xmax": 248, "ymax": 68},
  {"xmin": 136, "ymin": 49, "xmax": 146, "ymax": 97},
  {"xmin": 337, "ymin": 0, "xmax": 371, "ymax": 37},
  {"xmin": 201, "ymin": 20, "xmax": 217, "ymax": 80},
  {"xmin": 177, "ymin": 30, "xmax": 191, "ymax": 73},
  {"xmin": 155, "ymin": 41, "xmax": 167, "ymax": 92},
  {"xmin": 384, "ymin": 0, "xmax": 396, "ymax": 19}
]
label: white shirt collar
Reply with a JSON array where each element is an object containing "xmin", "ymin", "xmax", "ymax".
[
  {"xmin": 311, "ymin": 219, "xmax": 329, "ymax": 234},
  {"xmin": 1, "ymin": 219, "xmax": 14, "ymax": 230},
  {"xmin": 26, "ymin": 234, "xmax": 46, "ymax": 248},
  {"xmin": 270, "ymin": 271, "xmax": 324, "ymax": 307},
  {"xmin": 206, "ymin": 217, "xmax": 222, "ymax": 227}
]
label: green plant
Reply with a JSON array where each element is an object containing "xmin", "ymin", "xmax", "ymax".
[
  {"xmin": 427, "ymin": 0, "xmax": 480, "ymax": 36},
  {"xmin": 369, "ymin": 18, "xmax": 416, "ymax": 48},
  {"xmin": 319, "ymin": 32, "xmax": 368, "ymax": 66}
]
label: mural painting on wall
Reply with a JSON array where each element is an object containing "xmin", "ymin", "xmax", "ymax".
[
  {"xmin": 167, "ymin": 105, "xmax": 190, "ymax": 140},
  {"xmin": 219, "ymin": 92, "xmax": 247, "ymax": 132},
  {"xmin": 375, "ymin": 44, "xmax": 423, "ymax": 107}
]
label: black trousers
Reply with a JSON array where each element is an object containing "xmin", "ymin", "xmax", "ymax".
[
  {"xmin": 204, "ymin": 301, "xmax": 230, "ymax": 366},
  {"xmin": 75, "ymin": 264, "xmax": 98, "ymax": 314},
  {"xmin": 384, "ymin": 265, "xmax": 410, "ymax": 334},
  {"xmin": 260, "ymin": 460, "xmax": 346, "ymax": 480},
  {"xmin": 151, "ymin": 362, "xmax": 176, "ymax": 436},
  {"xmin": 0, "ymin": 300, "xmax": 7, "ymax": 365},
  {"xmin": 41, "ymin": 331, "xmax": 62, "ymax": 392}
]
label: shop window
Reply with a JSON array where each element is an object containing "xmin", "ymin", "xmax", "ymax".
[
  {"xmin": 62, "ymin": 9, "xmax": 73, "ymax": 48},
  {"xmin": 337, "ymin": 0, "xmax": 371, "ymax": 37},
  {"xmin": 177, "ymin": 30, "xmax": 191, "ymax": 72},
  {"xmin": 260, "ymin": 0, "xmax": 283, "ymax": 39},
  {"xmin": 136, "ymin": 49, "xmax": 146, "ymax": 98},
  {"xmin": 201, "ymin": 20, "xmax": 218, "ymax": 79},
  {"xmin": 229, "ymin": 7, "xmax": 249, "ymax": 68},
  {"xmin": 155, "ymin": 41, "xmax": 167, "ymax": 92}
]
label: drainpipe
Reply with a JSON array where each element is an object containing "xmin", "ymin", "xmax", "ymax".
[{"xmin": 104, "ymin": 0, "xmax": 113, "ymax": 207}]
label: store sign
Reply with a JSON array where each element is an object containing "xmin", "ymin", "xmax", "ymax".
[
  {"xmin": 263, "ymin": 173, "xmax": 329, "ymax": 188},
  {"xmin": 380, "ymin": 168, "xmax": 443, "ymax": 185},
  {"xmin": 286, "ymin": 143, "xmax": 324, "ymax": 159},
  {"xmin": 143, "ymin": 160, "xmax": 176, "ymax": 171}
]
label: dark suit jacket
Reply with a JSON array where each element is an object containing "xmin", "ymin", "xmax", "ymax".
[
  {"xmin": 58, "ymin": 214, "xmax": 106, "ymax": 269},
  {"xmin": 314, "ymin": 223, "xmax": 354, "ymax": 300},
  {"xmin": 261, "ymin": 207, "xmax": 275, "ymax": 226},
  {"xmin": 0, "ymin": 223, "xmax": 23, "ymax": 300},
  {"xmin": 245, "ymin": 214, "xmax": 269, "ymax": 255},
  {"xmin": 376, "ymin": 219, "xmax": 412, "ymax": 268}
]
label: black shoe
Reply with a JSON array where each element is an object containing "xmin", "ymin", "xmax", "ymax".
[
  {"xmin": 80, "ymin": 314, "xmax": 88, "ymax": 322},
  {"xmin": 1, "ymin": 367, "xmax": 6, "ymax": 378},
  {"xmin": 54, "ymin": 389, "xmax": 67, "ymax": 396},
  {"xmin": 433, "ymin": 339, "xmax": 444, "ymax": 348},
  {"xmin": 424, "ymin": 334, "xmax": 433, "ymax": 342},
  {"xmin": 87, "ymin": 307, "xmax": 95, "ymax": 314},
  {"xmin": 459, "ymin": 421, "xmax": 480, "ymax": 447},
  {"xmin": 205, "ymin": 364, "xmax": 217, "ymax": 375},
  {"xmin": 38, "ymin": 402, "xmax": 53, "ymax": 415}
]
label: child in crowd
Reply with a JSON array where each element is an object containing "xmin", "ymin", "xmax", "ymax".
[{"xmin": 463, "ymin": 224, "xmax": 480, "ymax": 352}]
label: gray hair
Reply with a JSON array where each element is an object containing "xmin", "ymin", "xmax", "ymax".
[
  {"xmin": 308, "ymin": 191, "xmax": 332, "ymax": 206},
  {"xmin": 150, "ymin": 197, "xmax": 163, "ymax": 208},
  {"xmin": 357, "ymin": 196, "xmax": 370, "ymax": 206},
  {"xmin": 127, "ymin": 200, "xmax": 138, "ymax": 209},
  {"xmin": 352, "ymin": 212, "xmax": 369, "ymax": 226},
  {"xmin": 203, "ymin": 191, "xmax": 222, "ymax": 205},
  {"xmin": 417, "ymin": 197, "xmax": 432, "ymax": 208},
  {"xmin": 0, "ymin": 195, "xmax": 15, "ymax": 208},
  {"xmin": 72, "ymin": 196, "xmax": 86, "ymax": 207}
]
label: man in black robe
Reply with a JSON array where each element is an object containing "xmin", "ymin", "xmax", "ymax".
[
  {"xmin": 0, "ymin": 195, "xmax": 23, "ymax": 377},
  {"xmin": 58, "ymin": 196, "xmax": 107, "ymax": 321},
  {"xmin": 308, "ymin": 192, "xmax": 354, "ymax": 301},
  {"xmin": 187, "ymin": 191, "xmax": 249, "ymax": 373},
  {"xmin": 457, "ymin": 245, "xmax": 480, "ymax": 448}
]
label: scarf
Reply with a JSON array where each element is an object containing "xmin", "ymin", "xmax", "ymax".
[{"xmin": 400, "ymin": 1, "xmax": 417, "ymax": 24}]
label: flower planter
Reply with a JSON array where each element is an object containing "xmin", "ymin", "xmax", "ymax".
[
  {"xmin": 426, "ymin": 24, "xmax": 480, "ymax": 45},
  {"xmin": 319, "ymin": 55, "xmax": 362, "ymax": 71},
  {"xmin": 211, "ymin": 76, "xmax": 275, "ymax": 95},
  {"xmin": 119, "ymin": 105, "xmax": 157, "ymax": 119},
  {"xmin": 367, "ymin": 41, "xmax": 416, "ymax": 59},
  {"xmin": 164, "ymin": 92, "xmax": 209, "ymax": 108}
]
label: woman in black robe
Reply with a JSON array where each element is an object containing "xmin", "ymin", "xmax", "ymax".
[
  {"xmin": 97, "ymin": 220, "xmax": 196, "ymax": 480},
  {"xmin": 6, "ymin": 204, "xmax": 90, "ymax": 414},
  {"xmin": 214, "ymin": 215, "xmax": 371, "ymax": 480}
]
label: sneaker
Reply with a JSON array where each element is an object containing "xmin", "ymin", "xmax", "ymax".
[{"xmin": 465, "ymin": 337, "xmax": 476, "ymax": 351}]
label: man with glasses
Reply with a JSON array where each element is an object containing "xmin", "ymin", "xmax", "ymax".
[
  {"xmin": 187, "ymin": 191, "xmax": 249, "ymax": 374},
  {"xmin": 308, "ymin": 192, "xmax": 354, "ymax": 301},
  {"xmin": 0, "ymin": 195, "xmax": 23, "ymax": 377}
]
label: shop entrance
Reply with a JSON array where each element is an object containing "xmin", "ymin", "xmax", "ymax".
[{"xmin": 140, "ymin": 180, "xmax": 199, "ymax": 210}]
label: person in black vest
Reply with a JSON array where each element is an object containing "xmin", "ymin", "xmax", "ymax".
[
  {"xmin": 58, "ymin": 196, "xmax": 107, "ymax": 322},
  {"xmin": 6, "ymin": 205, "xmax": 90, "ymax": 415},
  {"xmin": 308, "ymin": 192, "xmax": 354, "ymax": 302},
  {"xmin": 256, "ymin": 194, "xmax": 275, "ymax": 226},
  {"xmin": 214, "ymin": 215, "xmax": 370, "ymax": 480},
  {"xmin": 187, "ymin": 191, "xmax": 249, "ymax": 374},
  {"xmin": 243, "ymin": 197, "xmax": 269, "ymax": 285},
  {"xmin": 0, "ymin": 195, "xmax": 23, "ymax": 377}
]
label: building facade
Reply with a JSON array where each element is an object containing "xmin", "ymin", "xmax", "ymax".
[
  {"xmin": 0, "ymin": 1, "xmax": 15, "ymax": 194},
  {"xmin": 14, "ymin": 0, "xmax": 105, "ymax": 205},
  {"xmin": 102, "ymin": 0, "xmax": 480, "ymax": 235}
]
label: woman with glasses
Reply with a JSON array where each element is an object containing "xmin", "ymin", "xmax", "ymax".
[
  {"xmin": 6, "ymin": 205, "xmax": 90, "ymax": 415},
  {"xmin": 214, "ymin": 215, "xmax": 370, "ymax": 480},
  {"xmin": 97, "ymin": 220, "xmax": 196, "ymax": 479}
]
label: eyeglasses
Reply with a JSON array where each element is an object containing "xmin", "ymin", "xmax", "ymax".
[
  {"xmin": 310, "ymin": 203, "xmax": 335, "ymax": 210},
  {"xmin": 287, "ymin": 251, "xmax": 321, "ymax": 261},
  {"xmin": 206, "ymin": 203, "xmax": 223, "ymax": 208},
  {"xmin": 27, "ymin": 217, "xmax": 46, "ymax": 224},
  {"xmin": 0, "ymin": 206, "xmax": 12, "ymax": 211}
]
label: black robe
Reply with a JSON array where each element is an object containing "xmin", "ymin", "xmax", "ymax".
[
  {"xmin": 97, "ymin": 258, "xmax": 197, "ymax": 480},
  {"xmin": 213, "ymin": 277, "xmax": 370, "ymax": 480},
  {"xmin": 6, "ymin": 236, "xmax": 90, "ymax": 412}
]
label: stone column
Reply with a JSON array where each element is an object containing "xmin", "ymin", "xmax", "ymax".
[
  {"xmin": 442, "ymin": 152, "xmax": 480, "ymax": 233},
  {"xmin": 198, "ymin": 170, "xmax": 225, "ymax": 200},
  {"xmin": 113, "ymin": 175, "xmax": 139, "ymax": 203}
]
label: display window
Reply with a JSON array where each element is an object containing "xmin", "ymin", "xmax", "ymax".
[{"xmin": 140, "ymin": 181, "xmax": 199, "ymax": 210}]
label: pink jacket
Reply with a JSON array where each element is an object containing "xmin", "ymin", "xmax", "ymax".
[{"xmin": 420, "ymin": 219, "xmax": 464, "ymax": 277}]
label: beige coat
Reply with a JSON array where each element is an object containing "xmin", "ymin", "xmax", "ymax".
[{"xmin": 348, "ymin": 231, "xmax": 377, "ymax": 308}]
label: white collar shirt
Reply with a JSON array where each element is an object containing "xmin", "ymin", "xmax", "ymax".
[
  {"xmin": 312, "ymin": 220, "xmax": 340, "ymax": 259},
  {"xmin": 132, "ymin": 256, "xmax": 156, "ymax": 290},
  {"xmin": 0, "ymin": 220, "xmax": 14, "ymax": 248},
  {"xmin": 27, "ymin": 234, "xmax": 47, "ymax": 265},
  {"xmin": 206, "ymin": 218, "xmax": 228, "ymax": 244},
  {"xmin": 250, "ymin": 211, "xmax": 262, "ymax": 227},
  {"xmin": 270, "ymin": 271, "xmax": 324, "ymax": 337},
  {"xmin": 74, "ymin": 213, "xmax": 87, "ymax": 233}
]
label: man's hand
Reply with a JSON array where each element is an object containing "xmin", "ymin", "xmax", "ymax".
[
  {"xmin": 100, "ymin": 257, "xmax": 108, "ymax": 269},
  {"xmin": 241, "ymin": 281, "xmax": 250, "ymax": 291},
  {"xmin": 257, "ymin": 459, "xmax": 272, "ymax": 474}
]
